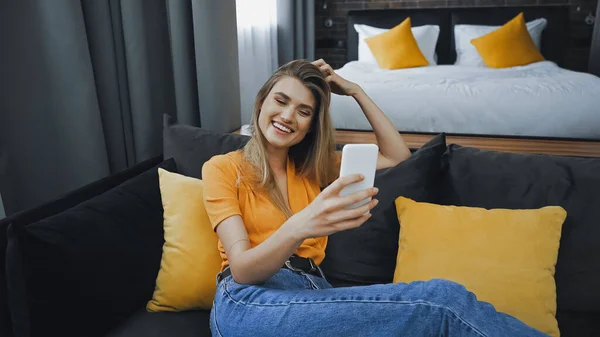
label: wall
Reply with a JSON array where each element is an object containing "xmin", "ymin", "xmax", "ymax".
[{"xmin": 315, "ymin": 0, "xmax": 597, "ymax": 71}]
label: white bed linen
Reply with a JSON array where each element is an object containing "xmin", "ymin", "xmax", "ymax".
[{"xmin": 329, "ymin": 61, "xmax": 600, "ymax": 139}]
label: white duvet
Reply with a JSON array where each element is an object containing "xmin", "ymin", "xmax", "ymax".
[{"xmin": 330, "ymin": 61, "xmax": 600, "ymax": 139}]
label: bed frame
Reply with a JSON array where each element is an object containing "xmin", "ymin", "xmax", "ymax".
[
  {"xmin": 339, "ymin": 6, "xmax": 600, "ymax": 158},
  {"xmin": 335, "ymin": 130, "xmax": 600, "ymax": 157}
]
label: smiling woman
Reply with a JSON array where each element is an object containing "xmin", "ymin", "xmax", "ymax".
[{"xmin": 201, "ymin": 59, "xmax": 547, "ymax": 337}]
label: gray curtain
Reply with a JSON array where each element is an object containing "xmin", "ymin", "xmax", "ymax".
[
  {"xmin": 277, "ymin": 0, "xmax": 315, "ymax": 65},
  {"xmin": 0, "ymin": 193, "xmax": 5, "ymax": 219},
  {"xmin": 0, "ymin": 0, "xmax": 240, "ymax": 216},
  {"xmin": 0, "ymin": 150, "xmax": 6, "ymax": 219},
  {"xmin": 590, "ymin": 1, "xmax": 600, "ymax": 76}
]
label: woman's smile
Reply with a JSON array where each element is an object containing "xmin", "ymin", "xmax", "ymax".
[{"xmin": 272, "ymin": 121, "xmax": 294, "ymax": 134}]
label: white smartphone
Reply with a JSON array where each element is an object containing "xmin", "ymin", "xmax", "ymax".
[{"xmin": 338, "ymin": 143, "xmax": 379, "ymax": 210}]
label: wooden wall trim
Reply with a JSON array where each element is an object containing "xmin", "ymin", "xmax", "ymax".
[{"xmin": 334, "ymin": 130, "xmax": 600, "ymax": 158}]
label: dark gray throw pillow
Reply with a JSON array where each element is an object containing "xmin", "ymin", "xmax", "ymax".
[
  {"xmin": 163, "ymin": 114, "xmax": 250, "ymax": 179},
  {"xmin": 320, "ymin": 134, "xmax": 447, "ymax": 285},
  {"xmin": 6, "ymin": 159, "xmax": 176, "ymax": 337}
]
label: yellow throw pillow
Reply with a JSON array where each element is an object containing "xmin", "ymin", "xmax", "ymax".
[
  {"xmin": 470, "ymin": 12, "xmax": 545, "ymax": 68},
  {"xmin": 147, "ymin": 168, "xmax": 222, "ymax": 311},
  {"xmin": 365, "ymin": 17, "xmax": 429, "ymax": 69},
  {"xmin": 393, "ymin": 197, "xmax": 566, "ymax": 337}
]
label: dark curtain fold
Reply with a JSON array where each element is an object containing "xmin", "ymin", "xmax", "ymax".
[
  {"xmin": 0, "ymin": 0, "xmax": 240, "ymax": 216},
  {"xmin": 81, "ymin": 0, "xmax": 136, "ymax": 173},
  {"xmin": 191, "ymin": 0, "xmax": 241, "ymax": 133},
  {"xmin": 166, "ymin": 0, "xmax": 201, "ymax": 127},
  {"xmin": 589, "ymin": 1, "xmax": 600, "ymax": 77},
  {"xmin": 277, "ymin": 0, "xmax": 315, "ymax": 65}
]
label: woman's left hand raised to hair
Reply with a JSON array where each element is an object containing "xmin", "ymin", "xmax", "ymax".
[
  {"xmin": 313, "ymin": 59, "xmax": 411, "ymax": 169},
  {"xmin": 312, "ymin": 59, "xmax": 361, "ymax": 97}
]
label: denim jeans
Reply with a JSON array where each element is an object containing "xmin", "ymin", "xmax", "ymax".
[{"xmin": 210, "ymin": 268, "xmax": 549, "ymax": 337}]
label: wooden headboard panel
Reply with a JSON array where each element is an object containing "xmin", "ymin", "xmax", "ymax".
[{"xmin": 347, "ymin": 6, "xmax": 570, "ymax": 66}]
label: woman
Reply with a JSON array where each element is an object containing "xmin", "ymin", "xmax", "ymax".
[{"xmin": 202, "ymin": 59, "xmax": 547, "ymax": 336}]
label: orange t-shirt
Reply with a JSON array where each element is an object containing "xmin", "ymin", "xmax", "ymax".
[{"xmin": 202, "ymin": 150, "xmax": 340, "ymax": 270}]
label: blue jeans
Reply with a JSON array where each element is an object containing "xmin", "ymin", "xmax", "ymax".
[{"xmin": 210, "ymin": 268, "xmax": 549, "ymax": 337}]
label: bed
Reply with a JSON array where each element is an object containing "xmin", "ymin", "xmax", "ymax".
[{"xmin": 330, "ymin": 6, "xmax": 600, "ymax": 157}]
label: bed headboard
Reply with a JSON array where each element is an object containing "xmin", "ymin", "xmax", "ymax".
[{"xmin": 347, "ymin": 6, "xmax": 569, "ymax": 66}]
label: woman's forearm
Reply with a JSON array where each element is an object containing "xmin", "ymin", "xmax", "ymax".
[
  {"xmin": 350, "ymin": 87, "xmax": 411, "ymax": 163},
  {"xmin": 226, "ymin": 217, "xmax": 305, "ymax": 285}
]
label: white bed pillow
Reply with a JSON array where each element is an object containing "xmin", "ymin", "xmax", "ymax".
[
  {"xmin": 354, "ymin": 23, "xmax": 440, "ymax": 66},
  {"xmin": 454, "ymin": 18, "xmax": 547, "ymax": 67}
]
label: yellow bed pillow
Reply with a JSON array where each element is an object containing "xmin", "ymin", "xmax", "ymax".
[
  {"xmin": 365, "ymin": 17, "xmax": 429, "ymax": 69},
  {"xmin": 146, "ymin": 168, "xmax": 222, "ymax": 311},
  {"xmin": 470, "ymin": 12, "xmax": 545, "ymax": 68},
  {"xmin": 393, "ymin": 197, "xmax": 566, "ymax": 337}
]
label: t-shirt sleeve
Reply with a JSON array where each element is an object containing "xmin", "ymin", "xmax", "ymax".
[{"xmin": 202, "ymin": 155, "xmax": 242, "ymax": 231}]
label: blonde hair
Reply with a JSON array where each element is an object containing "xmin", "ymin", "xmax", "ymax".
[{"xmin": 242, "ymin": 60, "xmax": 336, "ymax": 218}]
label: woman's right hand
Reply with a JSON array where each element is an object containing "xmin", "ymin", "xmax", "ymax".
[{"xmin": 286, "ymin": 174, "xmax": 379, "ymax": 240}]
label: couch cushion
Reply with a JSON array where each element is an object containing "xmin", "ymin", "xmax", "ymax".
[
  {"xmin": 320, "ymin": 134, "xmax": 447, "ymax": 285},
  {"xmin": 6, "ymin": 159, "xmax": 176, "ymax": 337},
  {"xmin": 107, "ymin": 308, "xmax": 212, "ymax": 337},
  {"xmin": 163, "ymin": 114, "xmax": 249, "ymax": 179},
  {"xmin": 556, "ymin": 310, "xmax": 600, "ymax": 337},
  {"xmin": 2, "ymin": 155, "xmax": 162, "ymax": 337},
  {"xmin": 442, "ymin": 144, "xmax": 600, "ymax": 312}
]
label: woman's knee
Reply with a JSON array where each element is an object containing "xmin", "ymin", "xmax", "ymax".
[
  {"xmin": 422, "ymin": 279, "xmax": 482, "ymax": 308},
  {"xmin": 428, "ymin": 278, "xmax": 469, "ymax": 294}
]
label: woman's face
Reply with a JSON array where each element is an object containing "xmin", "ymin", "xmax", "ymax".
[{"xmin": 258, "ymin": 76, "xmax": 316, "ymax": 152}]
